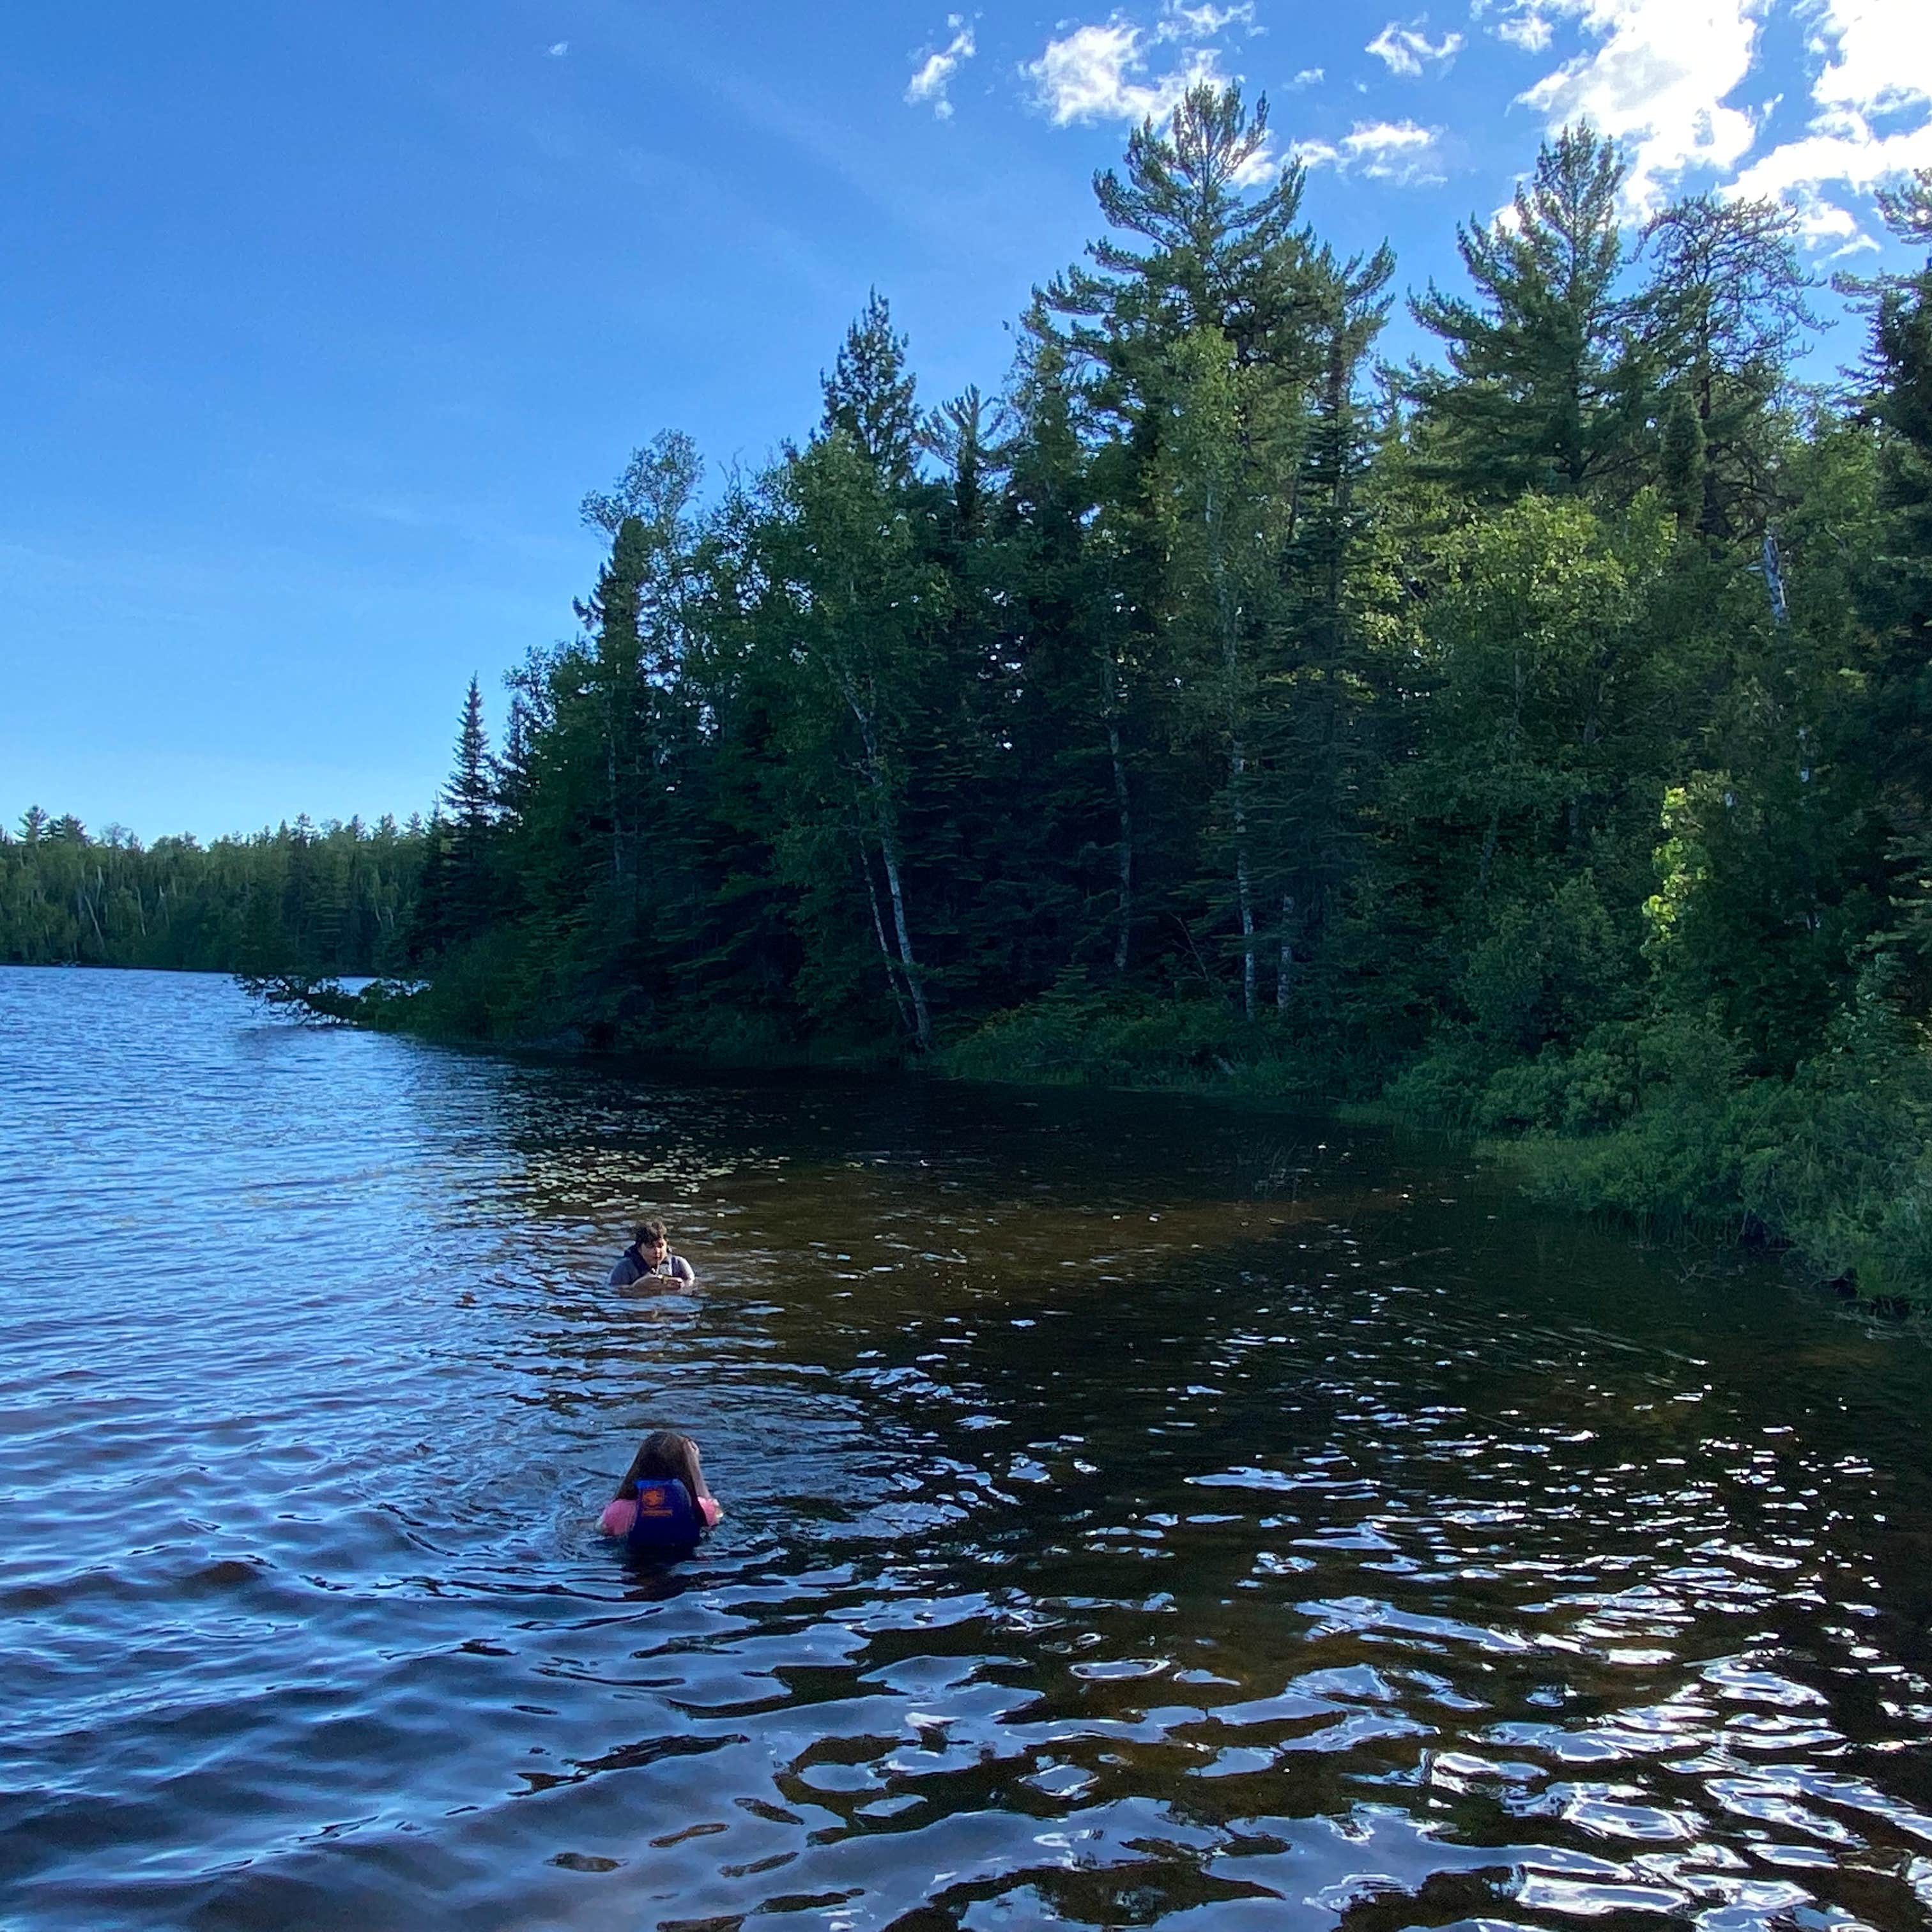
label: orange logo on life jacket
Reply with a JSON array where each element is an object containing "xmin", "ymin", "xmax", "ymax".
[{"xmin": 638, "ymin": 1484, "xmax": 673, "ymax": 1517}]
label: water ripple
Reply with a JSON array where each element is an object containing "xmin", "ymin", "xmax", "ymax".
[{"xmin": 2, "ymin": 966, "xmax": 1929, "ymax": 1929}]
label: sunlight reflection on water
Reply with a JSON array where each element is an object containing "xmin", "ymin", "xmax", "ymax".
[{"xmin": 1, "ymin": 965, "xmax": 1929, "ymax": 1930}]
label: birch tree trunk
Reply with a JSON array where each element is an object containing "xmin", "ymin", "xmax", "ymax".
[
  {"xmin": 850, "ymin": 700, "xmax": 933, "ymax": 1052},
  {"xmin": 604, "ymin": 687, "xmax": 624, "ymax": 896},
  {"xmin": 860, "ymin": 839, "xmax": 917, "ymax": 1039},
  {"xmin": 1208, "ymin": 475, "xmax": 1256, "ymax": 1021},
  {"xmin": 1276, "ymin": 893, "xmax": 1295, "ymax": 1012},
  {"xmin": 1102, "ymin": 652, "xmax": 1133, "ymax": 977}
]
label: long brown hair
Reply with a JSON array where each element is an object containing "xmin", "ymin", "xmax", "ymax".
[{"xmin": 614, "ymin": 1429, "xmax": 702, "ymax": 1503}]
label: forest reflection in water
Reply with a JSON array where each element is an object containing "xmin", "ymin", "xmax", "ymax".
[{"xmin": 1, "ymin": 965, "xmax": 1929, "ymax": 1931}]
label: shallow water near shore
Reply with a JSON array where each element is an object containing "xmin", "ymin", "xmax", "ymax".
[{"xmin": 3, "ymin": 964, "xmax": 1929, "ymax": 1931}]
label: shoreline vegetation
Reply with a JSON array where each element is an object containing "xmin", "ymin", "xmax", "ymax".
[
  {"xmin": 233, "ymin": 965, "xmax": 1932, "ymax": 1314},
  {"xmin": 8, "ymin": 95, "xmax": 1929, "ymax": 1305}
]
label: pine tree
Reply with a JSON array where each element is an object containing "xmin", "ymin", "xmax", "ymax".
[
  {"xmin": 822, "ymin": 291, "xmax": 921, "ymax": 486},
  {"xmin": 576, "ymin": 519, "xmax": 651, "ymax": 901},
  {"xmin": 1045, "ymin": 82, "xmax": 1315, "ymax": 385},
  {"xmin": 1659, "ymin": 386, "xmax": 1706, "ymax": 530},
  {"xmin": 1042, "ymin": 84, "xmax": 1330, "ymax": 1004},
  {"xmin": 1866, "ymin": 172, "xmax": 1932, "ymax": 555},
  {"xmin": 1000, "ymin": 304, "xmax": 1140, "ymax": 977},
  {"xmin": 1852, "ymin": 170, "xmax": 1932, "ymax": 1003},
  {"xmin": 444, "ymin": 676, "xmax": 496, "ymax": 835},
  {"xmin": 1268, "ymin": 243, "xmax": 1395, "ymax": 1009},
  {"xmin": 1409, "ymin": 124, "xmax": 1639, "ymax": 501},
  {"xmin": 1637, "ymin": 193, "xmax": 1818, "ymax": 538},
  {"xmin": 922, "ymin": 385, "xmax": 996, "ymax": 533},
  {"xmin": 436, "ymin": 677, "xmax": 498, "ymax": 945},
  {"xmin": 756, "ymin": 431, "xmax": 942, "ymax": 1046}
]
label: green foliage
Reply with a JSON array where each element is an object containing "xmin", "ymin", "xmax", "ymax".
[
  {"xmin": 1637, "ymin": 194, "xmax": 1820, "ymax": 540},
  {"xmin": 0, "ymin": 813, "xmax": 423, "ymax": 974},
  {"xmin": 1644, "ymin": 764, "xmax": 1883, "ymax": 1070},
  {"xmin": 1660, "ymin": 387, "xmax": 1706, "ymax": 528},
  {"xmin": 940, "ymin": 975, "xmax": 1286, "ymax": 1089},
  {"xmin": 29, "ymin": 107, "xmax": 1912, "ymax": 1302},
  {"xmin": 1395, "ymin": 492, "xmax": 1679, "ymax": 892},
  {"xmin": 385, "ymin": 928, "xmax": 546, "ymax": 1042},
  {"xmin": 1498, "ymin": 974, "xmax": 1931, "ymax": 1298},
  {"xmin": 1408, "ymin": 124, "xmax": 1641, "ymax": 500},
  {"xmin": 1043, "ymin": 81, "xmax": 1315, "ymax": 382},
  {"xmin": 1466, "ymin": 873, "xmax": 1635, "ymax": 1052},
  {"xmin": 821, "ymin": 291, "xmax": 922, "ymax": 486},
  {"xmin": 233, "ymin": 972, "xmax": 370, "ymax": 1024},
  {"xmin": 380, "ymin": 114, "xmax": 1919, "ymax": 1300}
]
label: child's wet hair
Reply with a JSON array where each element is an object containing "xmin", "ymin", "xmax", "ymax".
[
  {"xmin": 631, "ymin": 1218, "xmax": 668, "ymax": 1246},
  {"xmin": 615, "ymin": 1428, "xmax": 701, "ymax": 1501}
]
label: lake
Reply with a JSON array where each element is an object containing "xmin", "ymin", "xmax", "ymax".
[{"xmin": 3, "ymin": 964, "xmax": 1929, "ymax": 1930}]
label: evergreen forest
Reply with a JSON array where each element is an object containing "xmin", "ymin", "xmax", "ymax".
[
  {"xmin": 7, "ymin": 95, "xmax": 1929, "ymax": 1296},
  {"xmin": 0, "ymin": 811, "xmax": 424, "ymax": 976}
]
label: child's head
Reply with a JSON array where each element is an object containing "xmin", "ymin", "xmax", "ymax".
[
  {"xmin": 615, "ymin": 1428, "xmax": 702, "ymax": 1501},
  {"xmin": 631, "ymin": 1219, "xmax": 670, "ymax": 1268}
]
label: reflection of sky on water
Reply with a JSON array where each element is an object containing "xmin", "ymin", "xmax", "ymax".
[{"xmin": 3, "ymin": 965, "xmax": 1929, "ymax": 1930}]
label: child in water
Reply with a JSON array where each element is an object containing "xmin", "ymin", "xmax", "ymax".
[
  {"xmin": 608, "ymin": 1219, "xmax": 698, "ymax": 1289},
  {"xmin": 599, "ymin": 1429, "xmax": 723, "ymax": 1554}
]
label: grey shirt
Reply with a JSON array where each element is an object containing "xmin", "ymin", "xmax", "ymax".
[{"xmin": 608, "ymin": 1245, "xmax": 696, "ymax": 1288}]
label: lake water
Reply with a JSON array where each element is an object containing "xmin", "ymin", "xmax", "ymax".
[{"xmin": 3, "ymin": 965, "xmax": 1929, "ymax": 1931}]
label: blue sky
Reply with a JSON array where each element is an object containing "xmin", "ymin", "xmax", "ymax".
[{"xmin": 4, "ymin": 0, "xmax": 1929, "ymax": 842}]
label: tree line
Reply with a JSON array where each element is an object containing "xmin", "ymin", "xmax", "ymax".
[
  {"xmin": 405, "ymin": 97, "xmax": 1929, "ymax": 1289},
  {"xmin": 10, "ymin": 92, "xmax": 1928, "ymax": 1291},
  {"xmin": 0, "ymin": 809, "xmax": 425, "ymax": 975}
]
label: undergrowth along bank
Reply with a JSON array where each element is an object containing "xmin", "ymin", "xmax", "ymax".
[
  {"xmin": 111, "ymin": 104, "xmax": 1932, "ymax": 1322},
  {"xmin": 245, "ymin": 967, "xmax": 1931, "ymax": 1311},
  {"xmin": 943, "ymin": 977, "xmax": 1931, "ymax": 1306}
]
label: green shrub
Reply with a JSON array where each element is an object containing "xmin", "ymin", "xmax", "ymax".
[
  {"xmin": 938, "ymin": 976, "xmax": 1333, "ymax": 1092},
  {"xmin": 1383, "ymin": 1032, "xmax": 1502, "ymax": 1128},
  {"xmin": 1460, "ymin": 873, "xmax": 1637, "ymax": 1055},
  {"xmin": 1738, "ymin": 974, "xmax": 1932, "ymax": 1297},
  {"xmin": 1475, "ymin": 1027, "xmax": 1640, "ymax": 1134},
  {"xmin": 384, "ymin": 928, "xmax": 546, "ymax": 1042},
  {"xmin": 1489, "ymin": 974, "xmax": 1931, "ymax": 1303},
  {"xmin": 944, "ymin": 981, "xmax": 1225, "ymax": 1085}
]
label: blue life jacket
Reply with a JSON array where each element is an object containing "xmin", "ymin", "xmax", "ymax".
[{"xmin": 625, "ymin": 1476, "xmax": 703, "ymax": 1556}]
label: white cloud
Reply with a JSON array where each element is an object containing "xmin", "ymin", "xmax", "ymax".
[
  {"xmin": 1510, "ymin": 0, "xmax": 1762, "ymax": 214},
  {"xmin": 1731, "ymin": 122, "xmax": 1932, "ymax": 247},
  {"xmin": 1807, "ymin": 0, "xmax": 1932, "ymax": 132},
  {"xmin": 1490, "ymin": 0, "xmax": 1932, "ymax": 249},
  {"xmin": 1493, "ymin": 12, "xmax": 1552, "ymax": 52},
  {"xmin": 1156, "ymin": 0, "xmax": 1259, "ymax": 38},
  {"xmin": 1027, "ymin": 20, "xmax": 1200, "ymax": 125},
  {"xmin": 1024, "ymin": 6, "xmax": 1259, "ymax": 130},
  {"xmin": 1292, "ymin": 66, "xmax": 1324, "ymax": 86},
  {"xmin": 1230, "ymin": 144, "xmax": 1283, "ymax": 186},
  {"xmin": 1022, "ymin": 3, "xmax": 1284, "ymax": 179},
  {"xmin": 546, "ymin": 40, "xmax": 569, "ymax": 57},
  {"xmin": 1346, "ymin": 118, "xmax": 1445, "ymax": 178},
  {"xmin": 907, "ymin": 15, "xmax": 977, "ymax": 119},
  {"xmin": 1366, "ymin": 21, "xmax": 1466, "ymax": 77},
  {"xmin": 1725, "ymin": 0, "xmax": 1932, "ymax": 248},
  {"xmin": 1297, "ymin": 116, "xmax": 1445, "ymax": 183},
  {"xmin": 1786, "ymin": 192, "xmax": 1881, "ymax": 252}
]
